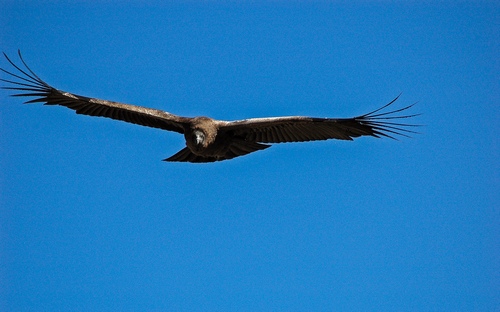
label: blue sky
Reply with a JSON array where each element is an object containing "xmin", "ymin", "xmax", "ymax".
[{"xmin": 1, "ymin": 2, "xmax": 498, "ymax": 311}]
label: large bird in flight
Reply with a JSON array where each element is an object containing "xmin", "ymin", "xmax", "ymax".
[{"xmin": 1, "ymin": 51, "xmax": 418, "ymax": 163}]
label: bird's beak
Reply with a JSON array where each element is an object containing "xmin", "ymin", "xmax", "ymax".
[
  {"xmin": 195, "ymin": 131, "xmax": 205, "ymax": 146},
  {"xmin": 196, "ymin": 135, "xmax": 203, "ymax": 145}
]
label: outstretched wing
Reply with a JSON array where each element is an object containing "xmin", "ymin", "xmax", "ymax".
[
  {"xmin": 221, "ymin": 95, "xmax": 419, "ymax": 143},
  {"xmin": 0, "ymin": 50, "xmax": 188, "ymax": 133}
]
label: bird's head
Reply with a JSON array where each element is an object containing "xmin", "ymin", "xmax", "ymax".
[{"xmin": 193, "ymin": 130, "xmax": 206, "ymax": 146}]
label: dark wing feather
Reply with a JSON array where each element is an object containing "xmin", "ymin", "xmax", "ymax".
[
  {"xmin": 164, "ymin": 141, "xmax": 270, "ymax": 163},
  {"xmin": 221, "ymin": 95, "xmax": 419, "ymax": 143},
  {"xmin": 163, "ymin": 147, "xmax": 219, "ymax": 163},
  {"xmin": 0, "ymin": 51, "xmax": 188, "ymax": 133}
]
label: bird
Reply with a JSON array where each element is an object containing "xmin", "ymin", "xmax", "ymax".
[{"xmin": 1, "ymin": 51, "xmax": 419, "ymax": 163}]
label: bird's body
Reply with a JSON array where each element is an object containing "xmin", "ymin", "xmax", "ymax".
[{"xmin": 1, "ymin": 51, "xmax": 418, "ymax": 163}]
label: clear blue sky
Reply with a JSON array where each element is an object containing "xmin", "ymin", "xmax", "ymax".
[{"xmin": 1, "ymin": 2, "xmax": 498, "ymax": 311}]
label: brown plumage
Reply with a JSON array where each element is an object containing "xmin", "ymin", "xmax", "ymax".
[{"xmin": 1, "ymin": 51, "xmax": 419, "ymax": 163}]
